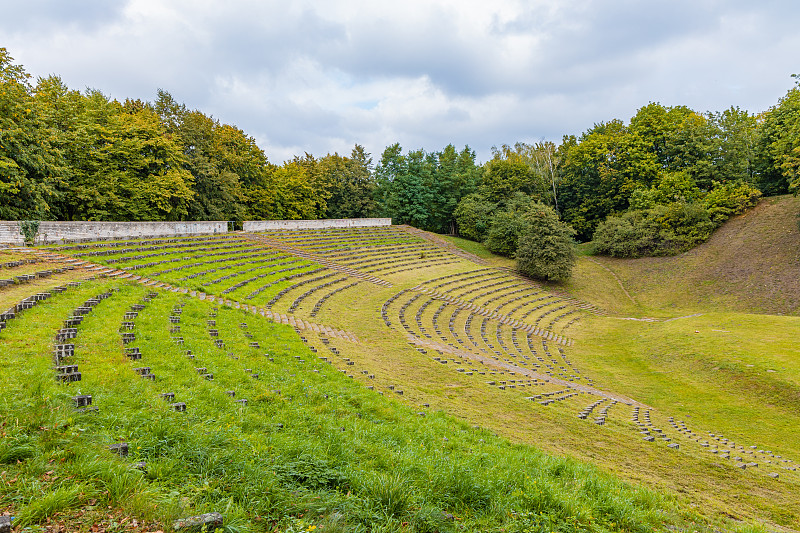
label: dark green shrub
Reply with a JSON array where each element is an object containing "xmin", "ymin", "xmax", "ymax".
[
  {"xmin": 592, "ymin": 202, "xmax": 714, "ymax": 258},
  {"xmin": 703, "ymin": 180, "xmax": 761, "ymax": 226},
  {"xmin": 19, "ymin": 220, "xmax": 40, "ymax": 245},
  {"xmin": 516, "ymin": 204, "xmax": 576, "ymax": 281},
  {"xmin": 453, "ymin": 194, "xmax": 496, "ymax": 241},
  {"xmin": 485, "ymin": 210, "xmax": 529, "ymax": 257}
]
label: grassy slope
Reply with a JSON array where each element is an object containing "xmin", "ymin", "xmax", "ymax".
[
  {"xmin": 442, "ymin": 197, "xmax": 800, "ymax": 529},
  {"xmin": 0, "ymin": 280, "xmax": 676, "ymax": 533},
  {"xmin": 5, "ymin": 199, "xmax": 800, "ymax": 531},
  {"xmin": 560, "ymin": 196, "xmax": 800, "ymax": 459},
  {"xmin": 586, "ymin": 195, "xmax": 800, "ymax": 317},
  {"xmin": 308, "ymin": 264, "xmax": 799, "ymax": 530},
  {"xmin": 565, "ymin": 195, "xmax": 800, "ymax": 528}
]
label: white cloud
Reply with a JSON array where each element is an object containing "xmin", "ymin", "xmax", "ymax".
[{"xmin": 4, "ymin": 0, "xmax": 799, "ymax": 162}]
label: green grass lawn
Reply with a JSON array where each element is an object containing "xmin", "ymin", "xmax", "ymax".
[
  {"xmin": 0, "ymin": 280, "xmax": 684, "ymax": 533},
  {"xmin": 3, "ymin": 211, "xmax": 799, "ymax": 532}
]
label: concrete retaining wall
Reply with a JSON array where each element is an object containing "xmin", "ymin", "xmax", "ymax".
[
  {"xmin": 0, "ymin": 221, "xmax": 228, "ymax": 245},
  {"xmin": 0, "ymin": 218, "xmax": 393, "ymax": 245},
  {"xmin": 243, "ymin": 218, "xmax": 392, "ymax": 231}
]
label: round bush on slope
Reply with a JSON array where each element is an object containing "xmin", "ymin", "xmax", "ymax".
[{"xmin": 516, "ymin": 204, "xmax": 577, "ymax": 282}]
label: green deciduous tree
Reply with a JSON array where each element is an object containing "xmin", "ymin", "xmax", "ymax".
[
  {"xmin": 484, "ymin": 193, "xmax": 538, "ymax": 257},
  {"xmin": 0, "ymin": 49, "xmax": 67, "ymax": 219},
  {"xmin": 558, "ymin": 119, "xmax": 659, "ymax": 240},
  {"xmin": 482, "ymin": 158, "xmax": 537, "ymax": 201},
  {"xmin": 516, "ymin": 203, "xmax": 577, "ymax": 282},
  {"xmin": 247, "ymin": 162, "xmax": 319, "ymax": 221},
  {"xmin": 453, "ymin": 193, "xmax": 496, "ymax": 242},
  {"xmin": 484, "ymin": 210, "xmax": 525, "ymax": 257},
  {"xmin": 708, "ymin": 106, "xmax": 758, "ymax": 185},
  {"xmin": 756, "ymin": 77, "xmax": 800, "ymax": 195},
  {"xmin": 316, "ymin": 145, "xmax": 377, "ymax": 219},
  {"xmin": 490, "ymin": 142, "xmax": 561, "ymax": 210},
  {"xmin": 103, "ymin": 104, "xmax": 195, "ymax": 220}
]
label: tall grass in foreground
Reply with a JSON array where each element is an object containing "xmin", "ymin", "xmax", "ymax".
[{"xmin": 0, "ymin": 279, "xmax": 715, "ymax": 532}]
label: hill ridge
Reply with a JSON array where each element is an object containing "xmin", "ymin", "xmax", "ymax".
[{"xmin": 589, "ymin": 195, "xmax": 800, "ymax": 315}]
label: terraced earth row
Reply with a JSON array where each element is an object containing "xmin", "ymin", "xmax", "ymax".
[{"xmin": 1, "ymin": 224, "xmax": 796, "ymax": 529}]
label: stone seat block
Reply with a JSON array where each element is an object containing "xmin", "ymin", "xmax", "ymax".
[
  {"xmin": 56, "ymin": 372, "xmax": 81, "ymax": 383},
  {"xmin": 173, "ymin": 512, "xmax": 223, "ymax": 532},
  {"xmin": 54, "ymin": 343, "xmax": 75, "ymax": 354},
  {"xmin": 73, "ymin": 394, "xmax": 92, "ymax": 407},
  {"xmin": 64, "ymin": 317, "xmax": 83, "ymax": 327},
  {"xmin": 109, "ymin": 442, "xmax": 128, "ymax": 456}
]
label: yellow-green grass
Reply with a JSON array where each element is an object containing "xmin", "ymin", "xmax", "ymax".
[
  {"xmin": 563, "ymin": 256, "xmax": 642, "ymax": 316},
  {"xmin": 74, "ymin": 240, "xmax": 257, "ymax": 268},
  {"xmin": 0, "ymin": 270, "xmax": 91, "ymax": 311},
  {"xmin": 0, "ymin": 250, "xmax": 32, "ymax": 263},
  {"xmin": 0, "ymin": 280, "xmax": 681, "ymax": 533},
  {"xmin": 569, "ymin": 312, "xmax": 800, "ymax": 454},
  {"xmin": 8, "ymin": 213, "xmax": 800, "ymax": 531},
  {"xmin": 583, "ymin": 195, "xmax": 800, "ymax": 316},
  {"xmin": 165, "ymin": 252, "xmax": 294, "ymax": 283},
  {"xmin": 441, "ymin": 235, "xmax": 516, "ymax": 269},
  {"xmin": 301, "ymin": 294, "xmax": 798, "ymax": 528},
  {"xmin": 309, "ymin": 225, "xmax": 800, "ymax": 528}
]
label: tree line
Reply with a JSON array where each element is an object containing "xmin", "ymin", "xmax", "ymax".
[{"xmin": 2, "ymin": 48, "xmax": 798, "ymax": 273}]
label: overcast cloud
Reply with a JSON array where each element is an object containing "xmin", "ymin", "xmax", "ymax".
[{"xmin": 2, "ymin": 0, "xmax": 799, "ymax": 163}]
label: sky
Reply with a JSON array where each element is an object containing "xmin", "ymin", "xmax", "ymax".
[{"xmin": 2, "ymin": 0, "xmax": 799, "ymax": 164}]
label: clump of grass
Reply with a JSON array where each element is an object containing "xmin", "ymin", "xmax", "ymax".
[
  {"xmin": 15, "ymin": 482, "xmax": 95, "ymax": 526},
  {"xmin": 360, "ymin": 471, "xmax": 413, "ymax": 518},
  {"xmin": 0, "ymin": 439, "xmax": 36, "ymax": 464},
  {"xmin": 73, "ymin": 455, "xmax": 146, "ymax": 502}
]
